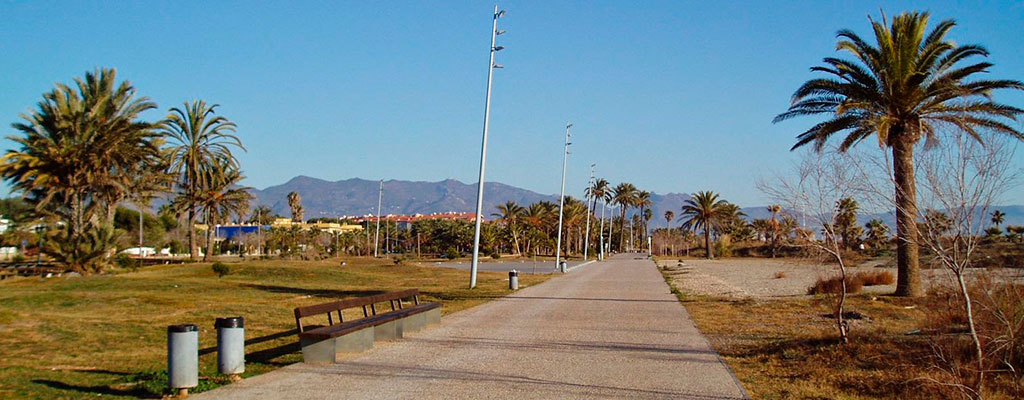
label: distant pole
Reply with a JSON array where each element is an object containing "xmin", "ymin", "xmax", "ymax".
[
  {"xmin": 469, "ymin": 5, "xmax": 507, "ymax": 289},
  {"xmin": 554, "ymin": 123, "xmax": 572, "ymax": 271},
  {"xmin": 138, "ymin": 205, "xmax": 144, "ymax": 257},
  {"xmin": 598, "ymin": 198, "xmax": 606, "ymax": 260},
  {"xmin": 374, "ymin": 179, "xmax": 383, "ymax": 258},
  {"xmin": 583, "ymin": 164, "xmax": 595, "ymax": 261}
]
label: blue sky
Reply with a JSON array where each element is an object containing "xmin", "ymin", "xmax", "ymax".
[{"xmin": 2, "ymin": 1, "xmax": 1022, "ymax": 207}]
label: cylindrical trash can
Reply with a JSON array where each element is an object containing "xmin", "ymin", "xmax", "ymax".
[
  {"xmin": 215, "ymin": 317, "xmax": 245, "ymax": 376},
  {"xmin": 559, "ymin": 261, "xmax": 567, "ymax": 273},
  {"xmin": 508, "ymin": 269, "xmax": 519, "ymax": 290},
  {"xmin": 167, "ymin": 324, "xmax": 198, "ymax": 395}
]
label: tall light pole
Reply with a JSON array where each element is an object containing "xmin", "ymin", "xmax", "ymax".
[
  {"xmin": 583, "ymin": 164, "xmax": 595, "ymax": 261},
  {"xmin": 598, "ymin": 197, "xmax": 606, "ymax": 260},
  {"xmin": 554, "ymin": 123, "xmax": 572, "ymax": 272},
  {"xmin": 374, "ymin": 179, "xmax": 383, "ymax": 258},
  {"xmin": 469, "ymin": 5, "xmax": 506, "ymax": 289}
]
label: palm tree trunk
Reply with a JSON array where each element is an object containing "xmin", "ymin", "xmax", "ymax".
[
  {"xmin": 205, "ymin": 210, "xmax": 215, "ymax": 262},
  {"xmin": 188, "ymin": 205, "xmax": 198, "ymax": 260},
  {"xmin": 704, "ymin": 226, "xmax": 713, "ymax": 259},
  {"xmin": 892, "ymin": 140, "xmax": 923, "ymax": 297}
]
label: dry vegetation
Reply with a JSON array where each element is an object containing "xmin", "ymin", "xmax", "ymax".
[
  {"xmin": 667, "ymin": 270, "xmax": 1024, "ymax": 399},
  {"xmin": 807, "ymin": 270, "xmax": 895, "ymax": 295},
  {"xmin": 0, "ymin": 257, "xmax": 551, "ymax": 399}
]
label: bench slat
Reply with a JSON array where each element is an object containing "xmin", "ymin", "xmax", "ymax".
[{"xmin": 298, "ymin": 303, "xmax": 440, "ymax": 341}]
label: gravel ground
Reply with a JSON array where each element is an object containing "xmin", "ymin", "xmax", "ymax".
[{"xmin": 658, "ymin": 257, "xmax": 1024, "ymax": 299}]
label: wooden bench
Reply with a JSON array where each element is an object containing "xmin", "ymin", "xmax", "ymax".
[{"xmin": 293, "ymin": 289, "xmax": 441, "ymax": 363}]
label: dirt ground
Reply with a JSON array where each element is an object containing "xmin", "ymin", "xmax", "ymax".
[{"xmin": 657, "ymin": 257, "xmax": 1024, "ymax": 299}]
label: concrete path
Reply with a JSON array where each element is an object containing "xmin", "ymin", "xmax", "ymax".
[
  {"xmin": 196, "ymin": 254, "xmax": 748, "ymax": 400},
  {"xmin": 426, "ymin": 259, "xmax": 590, "ymax": 274}
]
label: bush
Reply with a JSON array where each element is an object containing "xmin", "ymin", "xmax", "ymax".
[
  {"xmin": 211, "ymin": 262, "xmax": 230, "ymax": 278},
  {"xmin": 774, "ymin": 271, "xmax": 788, "ymax": 279},
  {"xmin": 444, "ymin": 247, "xmax": 460, "ymax": 260},
  {"xmin": 491, "ymin": 252, "xmax": 501, "ymax": 259},
  {"xmin": 854, "ymin": 270, "xmax": 895, "ymax": 286},
  {"xmin": 808, "ymin": 275, "xmax": 863, "ymax": 295},
  {"xmin": 115, "ymin": 253, "xmax": 141, "ymax": 272},
  {"xmin": 11, "ymin": 255, "xmax": 25, "ymax": 263}
]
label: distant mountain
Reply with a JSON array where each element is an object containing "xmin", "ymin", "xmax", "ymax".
[
  {"xmin": 247, "ymin": 175, "xmax": 1024, "ymax": 229},
  {"xmin": 250, "ymin": 176, "xmax": 557, "ymax": 218}
]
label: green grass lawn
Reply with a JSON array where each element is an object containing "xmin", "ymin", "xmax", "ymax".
[{"xmin": 0, "ymin": 257, "xmax": 552, "ymax": 399}]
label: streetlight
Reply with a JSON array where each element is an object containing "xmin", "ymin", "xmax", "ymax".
[
  {"xmin": 583, "ymin": 164, "xmax": 595, "ymax": 261},
  {"xmin": 374, "ymin": 179, "xmax": 383, "ymax": 258},
  {"xmin": 469, "ymin": 5, "xmax": 507, "ymax": 289},
  {"xmin": 554, "ymin": 123, "xmax": 572, "ymax": 272}
]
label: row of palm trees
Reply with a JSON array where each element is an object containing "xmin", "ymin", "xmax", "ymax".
[{"xmin": 0, "ymin": 68, "xmax": 248, "ymax": 272}]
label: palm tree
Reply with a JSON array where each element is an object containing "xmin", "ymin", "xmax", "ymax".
[
  {"xmin": 492, "ymin": 201, "xmax": 525, "ymax": 255},
  {"xmin": 287, "ymin": 191, "xmax": 304, "ymax": 222},
  {"xmin": 767, "ymin": 205, "xmax": 783, "ymax": 257},
  {"xmin": 680, "ymin": 191, "xmax": 728, "ymax": 259},
  {"xmin": 991, "ymin": 210, "xmax": 1006, "ymax": 228},
  {"xmin": 636, "ymin": 191, "xmax": 653, "ymax": 237},
  {"xmin": 864, "ymin": 219, "xmax": 890, "ymax": 248},
  {"xmin": 774, "ymin": 12, "xmax": 1024, "ymax": 296},
  {"xmin": 611, "ymin": 183, "xmax": 637, "ymax": 251},
  {"xmin": 163, "ymin": 100, "xmax": 244, "ymax": 260},
  {"xmin": 664, "ymin": 210, "xmax": 675, "ymax": 230},
  {"xmin": 199, "ymin": 165, "xmax": 251, "ymax": 261},
  {"xmin": 835, "ymin": 198, "xmax": 860, "ymax": 250},
  {"xmin": 248, "ymin": 205, "xmax": 274, "ymax": 225},
  {"xmin": 586, "ymin": 178, "xmax": 611, "ymax": 216},
  {"xmin": 0, "ymin": 68, "xmax": 160, "ymax": 272}
]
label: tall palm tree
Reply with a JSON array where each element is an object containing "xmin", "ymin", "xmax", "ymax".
[
  {"xmin": 199, "ymin": 165, "xmax": 251, "ymax": 261},
  {"xmin": 774, "ymin": 12, "xmax": 1024, "ymax": 296},
  {"xmin": 248, "ymin": 205, "xmax": 274, "ymax": 225},
  {"xmin": 991, "ymin": 210, "xmax": 1006, "ymax": 228},
  {"xmin": 680, "ymin": 191, "xmax": 728, "ymax": 259},
  {"xmin": 636, "ymin": 191, "xmax": 653, "ymax": 237},
  {"xmin": 586, "ymin": 178, "xmax": 611, "ymax": 216},
  {"xmin": 664, "ymin": 210, "xmax": 675, "ymax": 230},
  {"xmin": 163, "ymin": 100, "xmax": 244, "ymax": 260},
  {"xmin": 0, "ymin": 68, "xmax": 160, "ymax": 272},
  {"xmin": 492, "ymin": 201, "xmax": 525, "ymax": 255},
  {"xmin": 611, "ymin": 183, "xmax": 637, "ymax": 251},
  {"xmin": 864, "ymin": 219, "xmax": 890, "ymax": 248},
  {"xmin": 287, "ymin": 191, "xmax": 303, "ymax": 222}
]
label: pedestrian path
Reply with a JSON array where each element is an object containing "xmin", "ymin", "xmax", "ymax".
[{"xmin": 196, "ymin": 254, "xmax": 749, "ymax": 400}]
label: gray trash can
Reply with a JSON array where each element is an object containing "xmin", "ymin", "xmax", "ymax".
[
  {"xmin": 559, "ymin": 261, "xmax": 567, "ymax": 273},
  {"xmin": 508, "ymin": 269, "xmax": 519, "ymax": 290},
  {"xmin": 167, "ymin": 324, "xmax": 198, "ymax": 395},
  {"xmin": 215, "ymin": 317, "xmax": 245, "ymax": 376}
]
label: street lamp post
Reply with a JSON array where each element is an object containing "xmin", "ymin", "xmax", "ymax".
[
  {"xmin": 583, "ymin": 164, "xmax": 594, "ymax": 261},
  {"xmin": 554, "ymin": 123, "xmax": 572, "ymax": 272},
  {"xmin": 469, "ymin": 5, "xmax": 506, "ymax": 289},
  {"xmin": 598, "ymin": 197, "xmax": 606, "ymax": 260},
  {"xmin": 374, "ymin": 179, "xmax": 383, "ymax": 258}
]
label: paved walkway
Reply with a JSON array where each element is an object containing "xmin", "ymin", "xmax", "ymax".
[{"xmin": 196, "ymin": 254, "xmax": 748, "ymax": 400}]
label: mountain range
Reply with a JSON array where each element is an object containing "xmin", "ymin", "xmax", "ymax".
[{"xmin": 250, "ymin": 176, "xmax": 1024, "ymax": 229}]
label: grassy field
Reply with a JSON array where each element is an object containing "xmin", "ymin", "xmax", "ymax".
[
  {"xmin": 659, "ymin": 262, "xmax": 1021, "ymax": 399},
  {"xmin": 0, "ymin": 257, "xmax": 552, "ymax": 399}
]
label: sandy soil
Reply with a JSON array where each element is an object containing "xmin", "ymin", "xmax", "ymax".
[{"xmin": 658, "ymin": 257, "xmax": 1024, "ymax": 299}]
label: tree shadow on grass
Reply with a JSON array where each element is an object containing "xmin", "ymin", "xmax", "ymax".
[{"xmin": 240, "ymin": 284, "xmax": 386, "ymax": 299}]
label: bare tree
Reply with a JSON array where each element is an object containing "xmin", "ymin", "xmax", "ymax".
[
  {"xmin": 914, "ymin": 133, "xmax": 1018, "ymax": 398},
  {"xmin": 760, "ymin": 148, "xmax": 865, "ymax": 343}
]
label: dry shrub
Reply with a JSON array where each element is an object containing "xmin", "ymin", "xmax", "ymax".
[
  {"xmin": 919, "ymin": 274, "xmax": 1024, "ymax": 397},
  {"xmin": 854, "ymin": 270, "xmax": 895, "ymax": 286},
  {"xmin": 774, "ymin": 271, "xmax": 788, "ymax": 279},
  {"xmin": 807, "ymin": 274, "xmax": 864, "ymax": 295}
]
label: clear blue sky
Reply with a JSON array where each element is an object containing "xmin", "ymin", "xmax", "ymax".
[{"xmin": 2, "ymin": 1, "xmax": 1022, "ymax": 207}]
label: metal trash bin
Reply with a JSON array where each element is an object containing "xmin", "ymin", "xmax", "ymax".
[
  {"xmin": 215, "ymin": 317, "xmax": 245, "ymax": 376},
  {"xmin": 559, "ymin": 261, "xmax": 567, "ymax": 273},
  {"xmin": 508, "ymin": 269, "xmax": 519, "ymax": 290},
  {"xmin": 167, "ymin": 324, "xmax": 198, "ymax": 395}
]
